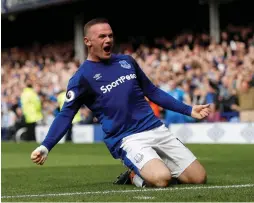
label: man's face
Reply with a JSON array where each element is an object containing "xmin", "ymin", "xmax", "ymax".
[
  {"xmin": 84, "ymin": 23, "xmax": 114, "ymax": 61},
  {"xmin": 169, "ymin": 80, "xmax": 176, "ymax": 90},
  {"xmin": 241, "ymin": 80, "xmax": 249, "ymax": 91}
]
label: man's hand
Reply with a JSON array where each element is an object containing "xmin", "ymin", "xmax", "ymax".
[
  {"xmin": 191, "ymin": 104, "xmax": 211, "ymax": 120},
  {"xmin": 231, "ymin": 104, "xmax": 240, "ymax": 111},
  {"xmin": 30, "ymin": 145, "xmax": 49, "ymax": 165}
]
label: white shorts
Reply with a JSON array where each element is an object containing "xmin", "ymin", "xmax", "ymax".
[{"xmin": 120, "ymin": 124, "xmax": 196, "ymax": 178}]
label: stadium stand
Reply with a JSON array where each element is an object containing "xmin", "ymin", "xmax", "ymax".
[
  {"xmin": 1, "ymin": 0, "xmax": 254, "ymax": 142},
  {"xmin": 2, "ymin": 24, "xmax": 254, "ymax": 141}
]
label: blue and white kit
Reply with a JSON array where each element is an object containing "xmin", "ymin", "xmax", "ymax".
[{"xmin": 41, "ymin": 54, "xmax": 196, "ymax": 176}]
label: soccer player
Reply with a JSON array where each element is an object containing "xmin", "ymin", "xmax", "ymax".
[{"xmin": 31, "ymin": 18, "xmax": 211, "ymax": 188}]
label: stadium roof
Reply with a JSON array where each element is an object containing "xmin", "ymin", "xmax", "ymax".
[{"xmin": 1, "ymin": 0, "xmax": 83, "ymax": 15}]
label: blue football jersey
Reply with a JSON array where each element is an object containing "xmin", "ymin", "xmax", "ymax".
[{"xmin": 42, "ymin": 54, "xmax": 192, "ymax": 158}]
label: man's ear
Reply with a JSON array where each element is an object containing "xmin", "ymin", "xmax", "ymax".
[{"xmin": 84, "ymin": 37, "xmax": 91, "ymax": 47}]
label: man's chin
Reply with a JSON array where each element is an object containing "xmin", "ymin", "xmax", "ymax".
[{"xmin": 102, "ymin": 52, "xmax": 112, "ymax": 60}]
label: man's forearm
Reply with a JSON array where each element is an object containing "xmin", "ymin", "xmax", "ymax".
[
  {"xmin": 41, "ymin": 109, "xmax": 75, "ymax": 151},
  {"xmin": 146, "ymin": 88, "xmax": 192, "ymax": 116}
]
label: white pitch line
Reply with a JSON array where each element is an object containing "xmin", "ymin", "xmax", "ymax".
[
  {"xmin": 1, "ymin": 184, "xmax": 254, "ymax": 199},
  {"xmin": 133, "ymin": 196, "xmax": 155, "ymax": 200}
]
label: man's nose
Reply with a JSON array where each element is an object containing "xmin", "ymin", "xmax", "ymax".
[{"xmin": 105, "ymin": 36, "xmax": 112, "ymax": 42}]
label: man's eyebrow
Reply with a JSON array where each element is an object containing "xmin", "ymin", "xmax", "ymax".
[{"xmin": 98, "ymin": 33, "xmax": 113, "ymax": 37}]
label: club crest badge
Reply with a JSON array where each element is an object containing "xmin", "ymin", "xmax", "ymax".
[
  {"xmin": 134, "ymin": 153, "xmax": 144, "ymax": 163},
  {"xmin": 119, "ymin": 60, "xmax": 131, "ymax": 69}
]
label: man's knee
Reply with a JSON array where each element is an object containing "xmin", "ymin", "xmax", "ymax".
[
  {"xmin": 140, "ymin": 158, "xmax": 171, "ymax": 188},
  {"xmin": 191, "ymin": 170, "xmax": 207, "ymax": 184},
  {"xmin": 152, "ymin": 170, "xmax": 172, "ymax": 187},
  {"xmin": 179, "ymin": 169, "xmax": 207, "ymax": 184},
  {"xmin": 178, "ymin": 160, "xmax": 207, "ymax": 184}
]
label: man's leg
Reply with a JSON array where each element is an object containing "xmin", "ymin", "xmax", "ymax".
[
  {"xmin": 25, "ymin": 122, "xmax": 36, "ymax": 141},
  {"xmin": 139, "ymin": 158, "xmax": 172, "ymax": 187},
  {"xmin": 116, "ymin": 125, "xmax": 206, "ymax": 187},
  {"xmin": 156, "ymin": 132, "xmax": 207, "ymax": 185},
  {"xmin": 177, "ymin": 160, "xmax": 207, "ymax": 184},
  {"xmin": 116, "ymin": 158, "xmax": 206, "ymax": 187},
  {"xmin": 139, "ymin": 147, "xmax": 207, "ymax": 186},
  {"xmin": 119, "ymin": 134, "xmax": 172, "ymax": 188}
]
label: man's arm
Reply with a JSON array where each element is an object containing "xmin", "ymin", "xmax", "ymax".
[
  {"xmin": 130, "ymin": 56, "xmax": 192, "ymax": 116},
  {"xmin": 31, "ymin": 75, "xmax": 88, "ymax": 165},
  {"xmin": 41, "ymin": 87, "xmax": 84, "ymax": 151}
]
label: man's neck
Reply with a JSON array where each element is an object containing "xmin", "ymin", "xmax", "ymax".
[
  {"xmin": 87, "ymin": 54, "xmax": 100, "ymax": 62},
  {"xmin": 87, "ymin": 54, "xmax": 112, "ymax": 63}
]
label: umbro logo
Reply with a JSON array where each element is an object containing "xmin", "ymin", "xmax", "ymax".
[{"xmin": 93, "ymin": 73, "xmax": 102, "ymax": 80}]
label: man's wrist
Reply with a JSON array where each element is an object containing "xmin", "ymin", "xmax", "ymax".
[
  {"xmin": 38, "ymin": 145, "xmax": 49, "ymax": 154},
  {"xmin": 186, "ymin": 105, "xmax": 193, "ymax": 117}
]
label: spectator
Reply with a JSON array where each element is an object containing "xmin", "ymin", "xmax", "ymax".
[
  {"xmin": 235, "ymin": 77, "xmax": 254, "ymax": 122},
  {"xmin": 219, "ymin": 76, "xmax": 239, "ymax": 122},
  {"xmin": 20, "ymin": 82, "xmax": 43, "ymax": 141},
  {"xmin": 164, "ymin": 80, "xmax": 190, "ymax": 126},
  {"xmin": 145, "ymin": 97, "xmax": 161, "ymax": 119}
]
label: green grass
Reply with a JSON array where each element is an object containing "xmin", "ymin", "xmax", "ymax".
[{"xmin": 1, "ymin": 142, "xmax": 254, "ymax": 202}]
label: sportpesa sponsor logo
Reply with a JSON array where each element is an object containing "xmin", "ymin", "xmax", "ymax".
[{"xmin": 100, "ymin": 74, "xmax": 137, "ymax": 93}]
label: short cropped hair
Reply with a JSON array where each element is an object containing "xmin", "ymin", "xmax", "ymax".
[{"xmin": 84, "ymin": 18, "xmax": 109, "ymax": 36}]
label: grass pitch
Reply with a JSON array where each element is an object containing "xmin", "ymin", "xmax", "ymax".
[{"xmin": 1, "ymin": 142, "xmax": 254, "ymax": 202}]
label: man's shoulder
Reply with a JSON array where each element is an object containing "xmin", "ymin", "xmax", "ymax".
[
  {"xmin": 112, "ymin": 53, "xmax": 133, "ymax": 61},
  {"xmin": 67, "ymin": 65, "xmax": 89, "ymax": 88},
  {"xmin": 79, "ymin": 60, "xmax": 95, "ymax": 71}
]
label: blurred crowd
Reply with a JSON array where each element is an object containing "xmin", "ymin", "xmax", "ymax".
[
  {"xmin": 1, "ymin": 42, "xmax": 94, "ymax": 140},
  {"xmin": 122, "ymin": 24, "xmax": 254, "ymax": 126},
  {"xmin": 1, "ymin": 24, "xmax": 254, "ymax": 141}
]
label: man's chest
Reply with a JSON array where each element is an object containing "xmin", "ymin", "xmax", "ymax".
[{"xmin": 87, "ymin": 61, "xmax": 138, "ymax": 96}]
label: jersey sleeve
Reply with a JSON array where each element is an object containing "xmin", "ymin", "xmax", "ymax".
[
  {"xmin": 129, "ymin": 55, "xmax": 193, "ymax": 116},
  {"xmin": 41, "ymin": 74, "xmax": 89, "ymax": 151}
]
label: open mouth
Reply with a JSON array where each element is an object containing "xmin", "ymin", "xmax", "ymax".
[{"xmin": 103, "ymin": 45, "xmax": 111, "ymax": 53}]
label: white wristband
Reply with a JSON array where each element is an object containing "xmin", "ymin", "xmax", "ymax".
[{"xmin": 36, "ymin": 145, "xmax": 49, "ymax": 157}]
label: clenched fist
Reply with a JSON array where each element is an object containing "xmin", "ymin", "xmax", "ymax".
[{"xmin": 30, "ymin": 145, "xmax": 49, "ymax": 165}]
